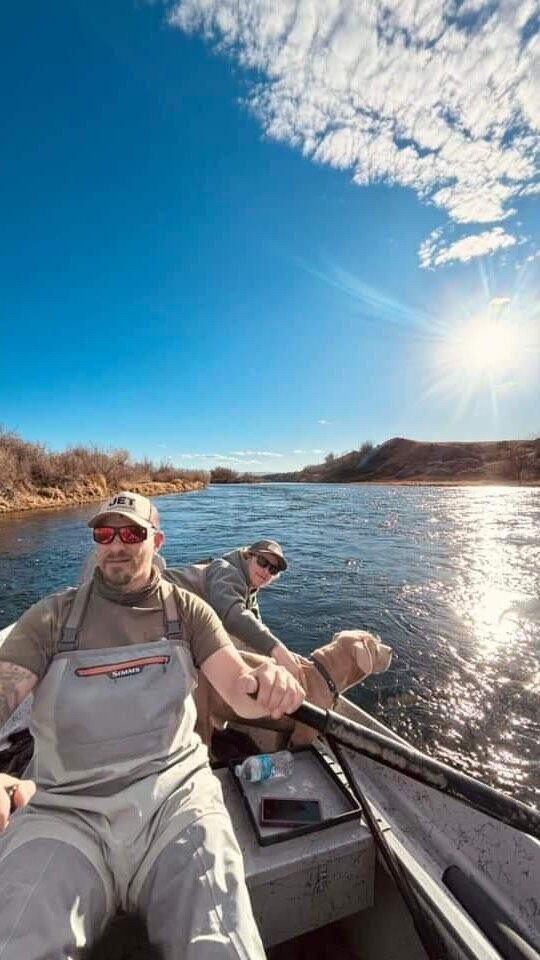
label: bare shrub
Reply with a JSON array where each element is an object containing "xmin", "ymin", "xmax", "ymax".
[
  {"xmin": 211, "ymin": 467, "xmax": 239, "ymax": 483},
  {"xmin": 358, "ymin": 441, "xmax": 374, "ymax": 459},
  {"xmin": 0, "ymin": 447, "xmax": 18, "ymax": 493},
  {"xmin": 0, "ymin": 427, "xmax": 209, "ymax": 495}
]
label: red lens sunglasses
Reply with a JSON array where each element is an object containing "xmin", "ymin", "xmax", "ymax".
[{"xmin": 93, "ymin": 525, "xmax": 148, "ymax": 545}]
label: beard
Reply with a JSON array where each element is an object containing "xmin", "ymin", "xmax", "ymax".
[{"xmin": 102, "ymin": 562, "xmax": 135, "ymax": 588}]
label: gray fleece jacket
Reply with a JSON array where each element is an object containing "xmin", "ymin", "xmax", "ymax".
[{"xmin": 165, "ymin": 549, "xmax": 279, "ymax": 656}]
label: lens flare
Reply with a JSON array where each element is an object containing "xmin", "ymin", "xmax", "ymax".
[
  {"xmin": 445, "ymin": 314, "xmax": 523, "ymax": 377},
  {"xmin": 427, "ymin": 294, "xmax": 539, "ymax": 418}
]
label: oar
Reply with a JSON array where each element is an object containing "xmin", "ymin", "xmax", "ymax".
[{"xmin": 290, "ymin": 701, "xmax": 540, "ymax": 840}]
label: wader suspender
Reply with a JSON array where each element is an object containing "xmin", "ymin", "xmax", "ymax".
[
  {"xmin": 59, "ymin": 579, "xmax": 183, "ymax": 652},
  {"xmin": 160, "ymin": 582, "xmax": 184, "ymax": 642},
  {"xmin": 59, "ymin": 581, "xmax": 93, "ymax": 653}
]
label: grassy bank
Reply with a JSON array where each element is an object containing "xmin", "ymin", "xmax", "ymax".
[{"xmin": 0, "ymin": 429, "xmax": 209, "ymax": 514}]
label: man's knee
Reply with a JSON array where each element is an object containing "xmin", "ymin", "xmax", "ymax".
[
  {"xmin": 136, "ymin": 815, "xmax": 265, "ymax": 959},
  {"xmin": 0, "ymin": 837, "xmax": 111, "ymax": 960}
]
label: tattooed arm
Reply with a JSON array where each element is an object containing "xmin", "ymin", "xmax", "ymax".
[
  {"xmin": 0, "ymin": 662, "xmax": 38, "ymax": 829},
  {"xmin": 0, "ymin": 662, "xmax": 38, "ymax": 730}
]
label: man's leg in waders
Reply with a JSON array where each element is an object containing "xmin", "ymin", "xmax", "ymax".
[
  {"xmin": 134, "ymin": 811, "xmax": 266, "ymax": 960},
  {"xmin": 0, "ymin": 812, "xmax": 115, "ymax": 960}
]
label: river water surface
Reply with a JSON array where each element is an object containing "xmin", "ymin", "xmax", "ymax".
[{"xmin": 1, "ymin": 483, "xmax": 539, "ymax": 806}]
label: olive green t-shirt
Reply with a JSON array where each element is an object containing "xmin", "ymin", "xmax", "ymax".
[{"xmin": 0, "ymin": 568, "xmax": 232, "ymax": 681}]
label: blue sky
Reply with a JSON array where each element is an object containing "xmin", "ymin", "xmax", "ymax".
[{"xmin": 1, "ymin": 0, "xmax": 539, "ymax": 473}]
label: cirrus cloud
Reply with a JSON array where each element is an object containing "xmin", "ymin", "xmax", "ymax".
[
  {"xmin": 179, "ymin": 452, "xmax": 264, "ymax": 465},
  {"xmin": 167, "ymin": 0, "xmax": 539, "ymax": 267},
  {"xmin": 230, "ymin": 450, "xmax": 284, "ymax": 457}
]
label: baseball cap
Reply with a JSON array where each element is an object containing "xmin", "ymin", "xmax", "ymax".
[
  {"xmin": 88, "ymin": 491, "xmax": 160, "ymax": 531},
  {"xmin": 248, "ymin": 538, "xmax": 288, "ymax": 571}
]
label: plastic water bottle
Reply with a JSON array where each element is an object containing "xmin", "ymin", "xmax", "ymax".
[{"xmin": 234, "ymin": 751, "xmax": 294, "ymax": 783}]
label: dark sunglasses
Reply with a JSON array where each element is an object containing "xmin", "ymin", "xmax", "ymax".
[
  {"xmin": 255, "ymin": 554, "xmax": 281, "ymax": 576},
  {"xmin": 93, "ymin": 525, "xmax": 148, "ymax": 545}
]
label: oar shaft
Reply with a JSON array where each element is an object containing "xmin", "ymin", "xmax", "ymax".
[{"xmin": 291, "ymin": 702, "xmax": 540, "ymax": 840}]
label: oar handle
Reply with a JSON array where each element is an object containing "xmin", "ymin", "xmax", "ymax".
[
  {"xmin": 290, "ymin": 701, "xmax": 540, "ymax": 840},
  {"xmin": 291, "ymin": 701, "xmax": 328, "ymax": 732}
]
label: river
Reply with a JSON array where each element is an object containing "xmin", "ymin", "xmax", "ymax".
[{"xmin": 1, "ymin": 483, "xmax": 539, "ymax": 807}]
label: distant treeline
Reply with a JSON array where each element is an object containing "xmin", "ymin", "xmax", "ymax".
[
  {"xmin": 0, "ymin": 428, "xmax": 209, "ymax": 512},
  {"xmin": 210, "ymin": 467, "xmax": 263, "ymax": 484},
  {"xmin": 210, "ymin": 443, "xmax": 375, "ymax": 484}
]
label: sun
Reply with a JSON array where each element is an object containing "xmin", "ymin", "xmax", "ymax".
[
  {"xmin": 447, "ymin": 313, "xmax": 522, "ymax": 378},
  {"xmin": 426, "ymin": 294, "xmax": 539, "ymax": 418}
]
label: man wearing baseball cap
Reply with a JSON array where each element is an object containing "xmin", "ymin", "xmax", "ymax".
[
  {"xmin": 0, "ymin": 490, "xmax": 304, "ymax": 959},
  {"xmin": 166, "ymin": 537, "xmax": 306, "ymax": 680}
]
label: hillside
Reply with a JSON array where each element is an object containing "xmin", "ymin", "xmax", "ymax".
[{"xmin": 259, "ymin": 438, "xmax": 540, "ymax": 485}]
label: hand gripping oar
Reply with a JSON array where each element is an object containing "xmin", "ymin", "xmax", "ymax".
[{"xmin": 291, "ymin": 702, "xmax": 540, "ymax": 840}]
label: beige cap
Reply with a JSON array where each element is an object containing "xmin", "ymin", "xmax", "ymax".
[
  {"xmin": 248, "ymin": 538, "xmax": 288, "ymax": 571},
  {"xmin": 88, "ymin": 491, "xmax": 160, "ymax": 531}
]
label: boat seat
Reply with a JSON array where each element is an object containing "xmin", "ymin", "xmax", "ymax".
[{"xmin": 213, "ymin": 757, "xmax": 375, "ymax": 948}]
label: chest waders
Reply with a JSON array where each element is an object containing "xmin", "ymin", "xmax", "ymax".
[{"xmin": 0, "ymin": 579, "xmax": 265, "ymax": 960}]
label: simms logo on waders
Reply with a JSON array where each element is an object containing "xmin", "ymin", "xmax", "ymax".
[{"xmin": 75, "ymin": 655, "xmax": 170, "ymax": 680}]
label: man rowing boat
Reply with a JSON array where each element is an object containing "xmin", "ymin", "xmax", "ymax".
[{"xmin": 0, "ymin": 491, "xmax": 304, "ymax": 959}]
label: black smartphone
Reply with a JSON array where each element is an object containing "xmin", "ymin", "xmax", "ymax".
[{"xmin": 259, "ymin": 797, "xmax": 322, "ymax": 827}]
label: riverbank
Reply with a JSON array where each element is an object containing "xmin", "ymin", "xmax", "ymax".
[
  {"xmin": 0, "ymin": 477, "xmax": 207, "ymax": 515},
  {"xmin": 0, "ymin": 429, "xmax": 209, "ymax": 515}
]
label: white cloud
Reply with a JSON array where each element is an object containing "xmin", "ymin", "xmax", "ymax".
[
  {"xmin": 169, "ymin": 0, "xmax": 540, "ymax": 267},
  {"xmin": 230, "ymin": 450, "xmax": 284, "ymax": 457},
  {"xmin": 176, "ymin": 450, "xmax": 290, "ymax": 465},
  {"xmin": 419, "ymin": 227, "xmax": 518, "ymax": 268},
  {"xmin": 312, "ymin": 448, "xmax": 324, "ymax": 454},
  {"xmin": 489, "ymin": 297, "xmax": 511, "ymax": 307},
  {"xmin": 293, "ymin": 449, "xmax": 306, "ymax": 454},
  {"xmin": 317, "ymin": 419, "xmax": 328, "ymax": 425},
  {"xmin": 177, "ymin": 452, "xmax": 263, "ymax": 464},
  {"xmin": 520, "ymin": 182, "xmax": 540, "ymax": 196}
]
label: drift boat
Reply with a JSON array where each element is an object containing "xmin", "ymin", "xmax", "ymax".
[{"xmin": 1, "ymin": 619, "xmax": 539, "ymax": 960}]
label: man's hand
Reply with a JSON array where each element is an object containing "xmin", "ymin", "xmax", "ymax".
[
  {"xmin": 237, "ymin": 661, "xmax": 305, "ymax": 719},
  {"xmin": 0, "ymin": 774, "xmax": 36, "ymax": 831},
  {"xmin": 271, "ymin": 641, "xmax": 309, "ymax": 682}
]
